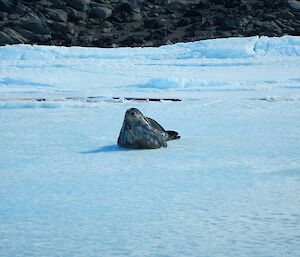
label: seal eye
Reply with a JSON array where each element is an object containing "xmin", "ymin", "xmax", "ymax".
[{"xmin": 130, "ymin": 112, "xmax": 135, "ymax": 117}]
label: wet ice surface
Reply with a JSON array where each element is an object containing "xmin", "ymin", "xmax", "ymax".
[
  {"xmin": 0, "ymin": 36, "xmax": 300, "ymax": 257},
  {"xmin": 1, "ymin": 100, "xmax": 300, "ymax": 257}
]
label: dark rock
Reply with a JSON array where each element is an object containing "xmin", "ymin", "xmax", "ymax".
[
  {"xmin": 0, "ymin": 0, "xmax": 299, "ymax": 47},
  {"xmin": 38, "ymin": 0, "xmax": 51, "ymax": 8},
  {"xmin": 218, "ymin": 22, "xmax": 236, "ymax": 31},
  {"xmin": 68, "ymin": 9, "xmax": 86, "ymax": 22},
  {"xmin": 166, "ymin": 2, "xmax": 184, "ymax": 13},
  {"xmin": 184, "ymin": 9, "xmax": 201, "ymax": 18},
  {"xmin": 101, "ymin": 27, "xmax": 112, "ymax": 33},
  {"xmin": 93, "ymin": 33, "xmax": 115, "ymax": 47},
  {"xmin": 118, "ymin": 2, "xmax": 139, "ymax": 14},
  {"xmin": 0, "ymin": 0, "xmax": 14, "ymax": 13},
  {"xmin": 149, "ymin": 12, "xmax": 159, "ymax": 18},
  {"xmin": 224, "ymin": 1, "xmax": 239, "ymax": 8},
  {"xmin": 19, "ymin": 20, "xmax": 51, "ymax": 34},
  {"xmin": 143, "ymin": 41, "xmax": 154, "ymax": 47},
  {"xmin": 88, "ymin": 17, "xmax": 101, "ymax": 25},
  {"xmin": 144, "ymin": 19, "xmax": 162, "ymax": 29},
  {"xmin": 13, "ymin": 3, "xmax": 31, "ymax": 15},
  {"xmin": 195, "ymin": 0, "xmax": 211, "ymax": 9},
  {"xmin": 64, "ymin": 33, "xmax": 73, "ymax": 43},
  {"xmin": 35, "ymin": 34, "xmax": 52, "ymax": 43},
  {"xmin": 51, "ymin": 0, "xmax": 67, "ymax": 9},
  {"xmin": 0, "ymin": 30, "xmax": 13, "ymax": 44},
  {"xmin": 292, "ymin": 25, "xmax": 300, "ymax": 36},
  {"xmin": 259, "ymin": 21, "xmax": 283, "ymax": 35},
  {"xmin": 254, "ymin": 8, "xmax": 264, "ymax": 18},
  {"xmin": 217, "ymin": 30, "xmax": 235, "ymax": 38},
  {"xmin": 263, "ymin": 13, "xmax": 277, "ymax": 21},
  {"xmin": 155, "ymin": 27, "xmax": 169, "ymax": 37},
  {"xmin": 210, "ymin": 0, "xmax": 226, "ymax": 4},
  {"xmin": 130, "ymin": 12, "xmax": 143, "ymax": 22},
  {"xmin": 2, "ymin": 28, "xmax": 28, "ymax": 44},
  {"xmin": 65, "ymin": 0, "xmax": 89, "ymax": 11},
  {"xmin": 293, "ymin": 12, "xmax": 300, "ymax": 20},
  {"xmin": 213, "ymin": 14, "xmax": 225, "ymax": 25},
  {"xmin": 100, "ymin": 21, "xmax": 113, "ymax": 29},
  {"xmin": 240, "ymin": 3, "xmax": 252, "ymax": 12},
  {"xmin": 12, "ymin": 26, "xmax": 51, "ymax": 43},
  {"xmin": 90, "ymin": 7, "xmax": 112, "ymax": 19},
  {"xmin": 46, "ymin": 9, "xmax": 68, "ymax": 22},
  {"xmin": 21, "ymin": 10, "xmax": 44, "ymax": 21},
  {"xmin": 275, "ymin": 19, "xmax": 296, "ymax": 33},
  {"xmin": 13, "ymin": 27, "xmax": 38, "ymax": 40},
  {"xmin": 0, "ymin": 11, "xmax": 7, "ymax": 22},
  {"xmin": 50, "ymin": 22, "xmax": 74, "ymax": 34},
  {"xmin": 109, "ymin": 15, "xmax": 124, "ymax": 23},
  {"xmin": 177, "ymin": 18, "xmax": 191, "ymax": 27},
  {"xmin": 121, "ymin": 35, "xmax": 145, "ymax": 46},
  {"xmin": 276, "ymin": 11, "xmax": 295, "ymax": 20}
]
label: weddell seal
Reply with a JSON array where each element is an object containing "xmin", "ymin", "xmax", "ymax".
[{"xmin": 117, "ymin": 108, "xmax": 180, "ymax": 149}]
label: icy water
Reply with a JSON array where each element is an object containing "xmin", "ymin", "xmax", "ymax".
[{"xmin": 1, "ymin": 99, "xmax": 300, "ymax": 257}]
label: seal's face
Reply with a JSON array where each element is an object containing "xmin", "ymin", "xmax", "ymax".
[{"xmin": 125, "ymin": 108, "xmax": 145, "ymax": 125}]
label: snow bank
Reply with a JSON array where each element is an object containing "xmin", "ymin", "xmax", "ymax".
[
  {"xmin": 1, "ymin": 36, "xmax": 300, "ymax": 62},
  {"xmin": 1, "ymin": 36, "xmax": 300, "ymax": 101},
  {"xmin": 175, "ymin": 36, "xmax": 300, "ymax": 58},
  {"xmin": 175, "ymin": 36, "xmax": 258, "ymax": 58},
  {"xmin": 254, "ymin": 36, "xmax": 300, "ymax": 56},
  {"xmin": 137, "ymin": 78, "xmax": 190, "ymax": 89}
]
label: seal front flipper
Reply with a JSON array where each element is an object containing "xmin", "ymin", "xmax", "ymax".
[{"xmin": 154, "ymin": 129, "xmax": 167, "ymax": 148}]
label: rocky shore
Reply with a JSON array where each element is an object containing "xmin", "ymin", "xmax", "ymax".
[{"xmin": 0, "ymin": 0, "xmax": 300, "ymax": 47}]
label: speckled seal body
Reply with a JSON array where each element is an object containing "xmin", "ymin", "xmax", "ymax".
[{"xmin": 117, "ymin": 108, "xmax": 180, "ymax": 149}]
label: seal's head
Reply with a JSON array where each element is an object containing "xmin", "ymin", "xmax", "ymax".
[
  {"xmin": 126, "ymin": 108, "xmax": 143, "ymax": 119},
  {"xmin": 124, "ymin": 108, "xmax": 147, "ymax": 127}
]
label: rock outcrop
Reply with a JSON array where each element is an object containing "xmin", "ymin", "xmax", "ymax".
[{"xmin": 0, "ymin": 0, "xmax": 300, "ymax": 47}]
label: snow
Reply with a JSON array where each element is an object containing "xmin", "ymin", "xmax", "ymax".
[{"xmin": 0, "ymin": 36, "xmax": 300, "ymax": 257}]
